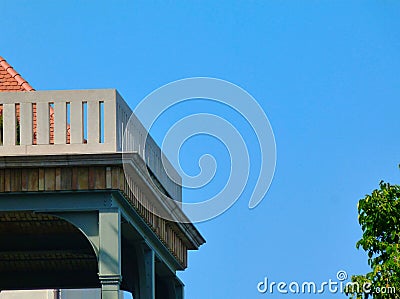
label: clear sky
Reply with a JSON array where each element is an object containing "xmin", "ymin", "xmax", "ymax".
[{"xmin": 2, "ymin": 1, "xmax": 400, "ymax": 298}]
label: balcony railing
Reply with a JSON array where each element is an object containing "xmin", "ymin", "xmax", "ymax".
[{"xmin": 0, "ymin": 89, "xmax": 181, "ymax": 203}]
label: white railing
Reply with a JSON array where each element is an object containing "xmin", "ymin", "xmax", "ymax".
[
  {"xmin": 0, "ymin": 89, "xmax": 121, "ymax": 154},
  {"xmin": 123, "ymin": 113, "xmax": 182, "ymax": 204},
  {"xmin": 0, "ymin": 89, "xmax": 181, "ymax": 202}
]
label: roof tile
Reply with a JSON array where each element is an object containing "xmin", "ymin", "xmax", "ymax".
[
  {"xmin": 0, "ymin": 56, "xmax": 72, "ymax": 144},
  {"xmin": 0, "ymin": 56, "xmax": 34, "ymax": 92}
]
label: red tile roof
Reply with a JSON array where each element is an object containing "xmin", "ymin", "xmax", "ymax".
[
  {"xmin": 0, "ymin": 56, "xmax": 34, "ymax": 92},
  {"xmin": 0, "ymin": 56, "xmax": 71, "ymax": 144}
]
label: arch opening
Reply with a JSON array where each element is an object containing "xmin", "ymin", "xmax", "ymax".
[{"xmin": 0, "ymin": 211, "xmax": 99, "ymax": 291}]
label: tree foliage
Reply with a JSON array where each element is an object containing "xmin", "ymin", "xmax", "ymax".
[{"xmin": 347, "ymin": 180, "xmax": 400, "ymax": 298}]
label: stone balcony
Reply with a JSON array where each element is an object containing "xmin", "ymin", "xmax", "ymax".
[
  {"xmin": 0, "ymin": 89, "xmax": 204, "ymax": 270},
  {"xmin": 0, "ymin": 89, "xmax": 181, "ymax": 203}
]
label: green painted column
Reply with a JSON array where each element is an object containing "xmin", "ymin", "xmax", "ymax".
[
  {"xmin": 175, "ymin": 283, "xmax": 184, "ymax": 299},
  {"xmin": 98, "ymin": 209, "xmax": 122, "ymax": 299},
  {"xmin": 136, "ymin": 242, "xmax": 155, "ymax": 299},
  {"xmin": 166, "ymin": 277, "xmax": 184, "ymax": 299}
]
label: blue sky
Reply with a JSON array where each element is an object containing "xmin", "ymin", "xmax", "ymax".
[{"xmin": 2, "ymin": 1, "xmax": 400, "ymax": 298}]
